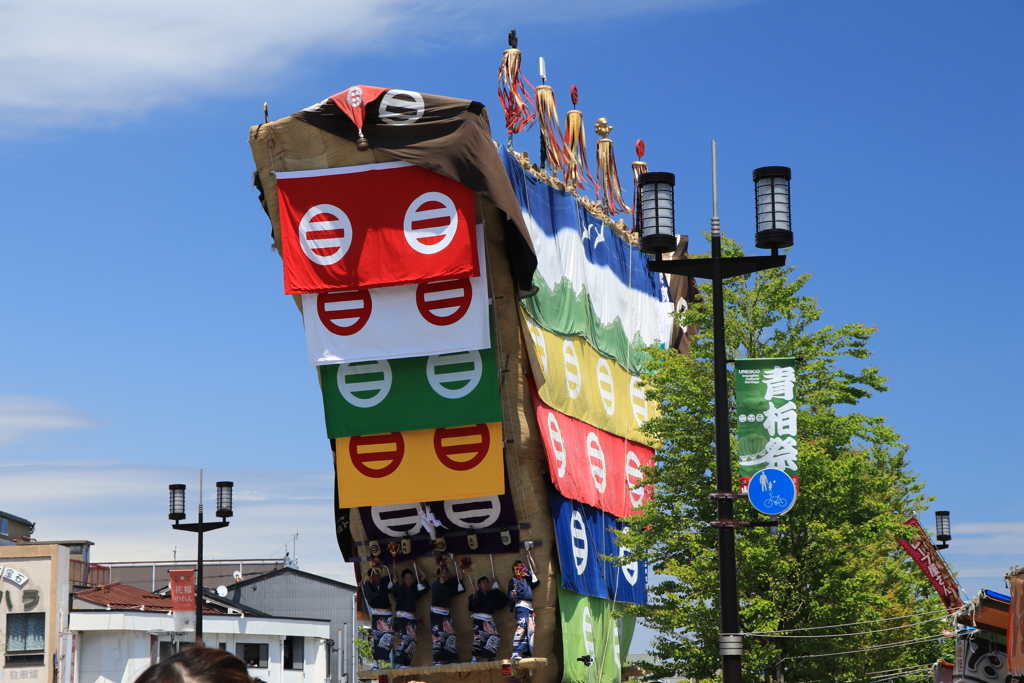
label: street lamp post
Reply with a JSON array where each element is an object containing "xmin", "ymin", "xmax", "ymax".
[
  {"xmin": 641, "ymin": 142, "xmax": 792, "ymax": 683},
  {"xmin": 168, "ymin": 472, "xmax": 234, "ymax": 642}
]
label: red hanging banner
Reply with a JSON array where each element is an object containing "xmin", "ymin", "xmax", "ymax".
[
  {"xmin": 896, "ymin": 517, "xmax": 961, "ymax": 610},
  {"xmin": 168, "ymin": 569, "xmax": 196, "ymax": 632},
  {"xmin": 277, "ymin": 162, "xmax": 478, "ymax": 294},
  {"xmin": 531, "ymin": 388, "xmax": 654, "ymax": 518}
]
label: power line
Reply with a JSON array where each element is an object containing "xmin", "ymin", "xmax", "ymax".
[
  {"xmin": 749, "ymin": 607, "xmax": 951, "ymax": 635},
  {"xmin": 745, "ymin": 614, "xmax": 949, "ymax": 639},
  {"xmin": 784, "ymin": 634, "xmax": 950, "ymax": 661}
]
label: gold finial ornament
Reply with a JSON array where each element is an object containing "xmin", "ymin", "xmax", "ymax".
[{"xmin": 594, "ymin": 117, "xmax": 613, "ymax": 139}]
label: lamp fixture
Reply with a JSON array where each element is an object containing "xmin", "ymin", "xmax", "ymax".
[
  {"xmin": 935, "ymin": 510, "xmax": 951, "ymax": 550},
  {"xmin": 215, "ymin": 481, "xmax": 234, "ymax": 520},
  {"xmin": 636, "ymin": 171, "xmax": 676, "ymax": 255},
  {"xmin": 168, "ymin": 484, "xmax": 186, "ymax": 522},
  {"xmin": 753, "ymin": 166, "xmax": 792, "ymax": 250}
]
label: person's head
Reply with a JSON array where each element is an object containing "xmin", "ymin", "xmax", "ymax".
[
  {"xmin": 134, "ymin": 645, "xmax": 251, "ymax": 683},
  {"xmin": 477, "ymin": 576, "xmax": 489, "ymax": 591},
  {"xmin": 437, "ymin": 565, "xmax": 449, "ymax": 581},
  {"xmin": 367, "ymin": 567, "xmax": 381, "ymax": 584},
  {"xmin": 402, "ymin": 569, "xmax": 414, "ymax": 586}
]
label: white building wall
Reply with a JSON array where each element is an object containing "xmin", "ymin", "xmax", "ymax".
[{"xmin": 68, "ymin": 613, "xmax": 329, "ymax": 683}]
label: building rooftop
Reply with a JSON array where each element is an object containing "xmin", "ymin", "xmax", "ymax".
[
  {"xmin": 0, "ymin": 510, "xmax": 34, "ymax": 527},
  {"xmin": 75, "ymin": 582, "xmax": 224, "ymax": 614}
]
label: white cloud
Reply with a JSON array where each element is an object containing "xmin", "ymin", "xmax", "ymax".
[
  {"xmin": 0, "ymin": 0, "xmax": 751, "ymax": 132},
  {"xmin": 0, "ymin": 395, "xmax": 95, "ymax": 447}
]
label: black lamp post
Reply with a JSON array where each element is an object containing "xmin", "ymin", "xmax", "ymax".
[
  {"xmin": 168, "ymin": 473, "xmax": 233, "ymax": 642},
  {"xmin": 935, "ymin": 511, "xmax": 952, "ymax": 550},
  {"xmin": 643, "ymin": 142, "xmax": 792, "ymax": 683}
]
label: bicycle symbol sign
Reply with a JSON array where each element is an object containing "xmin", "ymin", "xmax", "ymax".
[{"xmin": 747, "ymin": 467, "xmax": 797, "ymax": 516}]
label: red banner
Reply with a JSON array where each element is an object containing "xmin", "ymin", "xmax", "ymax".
[
  {"xmin": 1009, "ymin": 575, "xmax": 1024, "ymax": 676},
  {"xmin": 168, "ymin": 569, "xmax": 196, "ymax": 632},
  {"xmin": 531, "ymin": 389, "xmax": 653, "ymax": 518},
  {"xmin": 277, "ymin": 162, "xmax": 477, "ymax": 294},
  {"xmin": 896, "ymin": 517, "xmax": 961, "ymax": 610}
]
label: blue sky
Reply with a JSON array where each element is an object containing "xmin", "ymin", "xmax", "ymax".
[{"xmin": 0, "ymin": 0, "xmax": 1021, "ymax": 636}]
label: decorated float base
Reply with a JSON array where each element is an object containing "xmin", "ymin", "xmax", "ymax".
[{"xmin": 358, "ymin": 657, "xmax": 549, "ymax": 680}]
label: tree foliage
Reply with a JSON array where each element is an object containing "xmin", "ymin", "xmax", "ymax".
[{"xmin": 619, "ymin": 237, "xmax": 950, "ymax": 683}]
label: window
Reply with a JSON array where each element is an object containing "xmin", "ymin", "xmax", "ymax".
[
  {"xmin": 284, "ymin": 636, "xmax": 304, "ymax": 670},
  {"xmin": 235, "ymin": 643, "xmax": 269, "ymax": 668},
  {"xmin": 6, "ymin": 613, "xmax": 45, "ymax": 665},
  {"xmin": 0, "ymin": 518, "xmax": 8, "ymax": 537}
]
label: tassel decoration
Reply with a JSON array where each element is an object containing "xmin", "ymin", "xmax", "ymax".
[
  {"xmin": 497, "ymin": 34, "xmax": 535, "ymax": 137},
  {"xmin": 631, "ymin": 139, "xmax": 648, "ymax": 232},
  {"xmin": 535, "ymin": 84, "xmax": 568, "ymax": 172},
  {"xmin": 595, "ymin": 117, "xmax": 630, "ymax": 216},
  {"xmin": 563, "ymin": 85, "xmax": 594, "ymax": 191}
]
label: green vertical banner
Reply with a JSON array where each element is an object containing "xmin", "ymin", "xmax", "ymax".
[
  {"xmin": 734, "ymin": 358, "xmax": 798, "ymax": 484},
  {"xmin": 559, "ymin": 586, "xmax": 635, "ymax": 683}
]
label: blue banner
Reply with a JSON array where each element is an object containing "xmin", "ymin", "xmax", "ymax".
[
  {"xmin": 549, "ymin": 489, "xmax": 647, "ymax": 605},
  {"xmin": 501, "ymin": 148, "xmax": 675, "ymax": 375}
]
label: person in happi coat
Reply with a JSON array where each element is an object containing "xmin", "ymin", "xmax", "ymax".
[
  {"xmin": 507, "ymin": 553, "xmax": 540, "ymax": 660},
  {"xmin": 467, "ymin": 575, "xmax": 508, "ymax": 662},
  {"xmin": 430, "ymin": 560, "xmax": 462, "ymax": 664},
  {"xmin": 363, "ymin": 564, "xmax": 394, "ymax": 669},
  {"xmin": 392, "ymin": 567, "xmax": 430, "ymax": 667}
]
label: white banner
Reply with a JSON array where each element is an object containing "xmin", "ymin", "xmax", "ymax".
[{"xmin": 302, "ymin": 224, "xmax": 488, "ymax": 365}]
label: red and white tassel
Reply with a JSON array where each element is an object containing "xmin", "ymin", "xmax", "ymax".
[
  {"xmin": 563, "ymin": 85, "xmax": 594, "ymax": 191},
  {"xmin": 595, "ymin": 118, "xmax": 630, "ymax": 216},
  {"xmin": 631, "ymin": 139, "xmax": 648, "ymax": 231},
  {"xmin": 498, "ymin": 47, "xmax": 535, "ymax": 136},
  {"xmin": 535, "ymin": 84, "xmax": 568, "ymax": 172}
]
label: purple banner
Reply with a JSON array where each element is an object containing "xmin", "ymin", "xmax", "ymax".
[{"xmin": 358, "ymin": 479, "xmax": 519, "ymax": 559}]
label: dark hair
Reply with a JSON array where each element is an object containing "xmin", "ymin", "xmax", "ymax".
[
  {"xmin": 402, "ymin": 569, "xmax": 414, "ymax": 579},
  {"xmin": 477, "ymin": 575, "xmax": 489, "ymax": 585},
  {"xmin": 134, "ymin": 645, "xmax": 252, "ymax": 683}
]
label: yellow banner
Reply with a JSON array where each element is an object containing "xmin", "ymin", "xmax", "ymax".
[
  {"xmin": 335, "ymin": 423, "xmax": 505, "ymax": 508},
  {"xmin": 521, "ymin": 310, "xmax": 658, "ymax": 444}
]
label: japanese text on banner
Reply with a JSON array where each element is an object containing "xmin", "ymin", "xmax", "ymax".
[{"xmin": 735, "ymin": 358, "xmax": 798, "ymax": 480}]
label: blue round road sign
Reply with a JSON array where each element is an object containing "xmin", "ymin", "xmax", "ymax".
[{"xmin": 747, "ymin": 468, "xmax": 797, "ymax": 516}]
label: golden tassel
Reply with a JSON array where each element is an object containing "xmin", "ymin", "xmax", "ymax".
[
  {"xmin": 535, "ymin": 84, "xmax": 568, "ymax": 172},
  {"xmin": 563, "ymin": 85, "xmax": 593, "ymax": 191},
  {"xmin": 497, "ymin": 45, "xmax": 535, "ymax": 136},
  {"xmin": 595, "ymin": 118, "xmax": 630, "ymax": 216}
]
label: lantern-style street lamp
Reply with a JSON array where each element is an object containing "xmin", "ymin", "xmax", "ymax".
[
  {"xmin": 935, "ymin": 510, "xmax": 952, "ymax": 550},
  {"xmin": 168, "ymin": 473, "xmax": 234, "ymax": 641},
  {"xmin": 644, "ymin": 142, "xmax": 793, "ymax": 683}
]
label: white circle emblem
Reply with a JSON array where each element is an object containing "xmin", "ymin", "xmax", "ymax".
[
  {"xmin": 298, "ymin": 204, "xmax": 352, "ymax": 266},
  {"xmin": 337, "ymin": 360, "xmax": 392, "ymax": 408},
  {"xmin": 404, "ymin": 192, "xmax": 459, "ymax": 254},
  {"xmin": 563, "ymin": 340, "xmax": 582, "ymax": 399},
  {"xmin": 570, "ymin": 510, "xmax": 589, "ymax": 574},
  {"xmin": 426, "ymin": 351, "xmax": 482, "ymax": 399},
  {"xmin": 379, "ymin": 90, "xmax": 425, "ymax": 125},
  {"xmin": 586, "ymin": 433, "xmax": 607, "ymax": 493}
]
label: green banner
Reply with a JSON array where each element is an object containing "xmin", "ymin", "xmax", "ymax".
[
  {"xmin": 319, "ymin": 346, "xmax": 502, "ymax": 438},
  {"xmin": 559, "ymin": 586, "xmax": 635, "ymax": 683},
  {"xmin": 735, "ymin": 358, "xmax": 798, "ymax": 479}
]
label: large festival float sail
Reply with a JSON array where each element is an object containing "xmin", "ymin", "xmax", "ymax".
[{"xmin": 248, "ymin": 33, "xmax": 695, "ymax": 683}]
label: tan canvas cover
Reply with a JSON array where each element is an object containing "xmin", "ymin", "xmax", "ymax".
[{"xmin": 250, "ymin": 115, "xmax": 561, "ymax": 683}]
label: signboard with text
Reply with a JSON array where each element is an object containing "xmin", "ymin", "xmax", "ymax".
[
  {"xmin": 169, "ymin": 569, "xmax": 196, "ymax": 632},
  {"xmin": 735, "ymin": 358, "xmax": 798, "ymax": 492}
]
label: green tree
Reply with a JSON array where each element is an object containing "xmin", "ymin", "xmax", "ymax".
[{"xmin": 619, "ymin": 237, "xmax": 950, "ymax": 683}]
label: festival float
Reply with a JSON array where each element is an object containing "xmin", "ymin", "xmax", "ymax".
[{"xmin": 248, "ymin": 32, "xmax": 693, "ymax": 683}]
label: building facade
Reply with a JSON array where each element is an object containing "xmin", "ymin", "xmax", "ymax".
[
  {"xmin": 0, "ymin": 543, "xmax": 71, "ymax": 682},
  {"xmin": 229, "ymin": 567, "xmax": 358, "ymax": 683}
]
